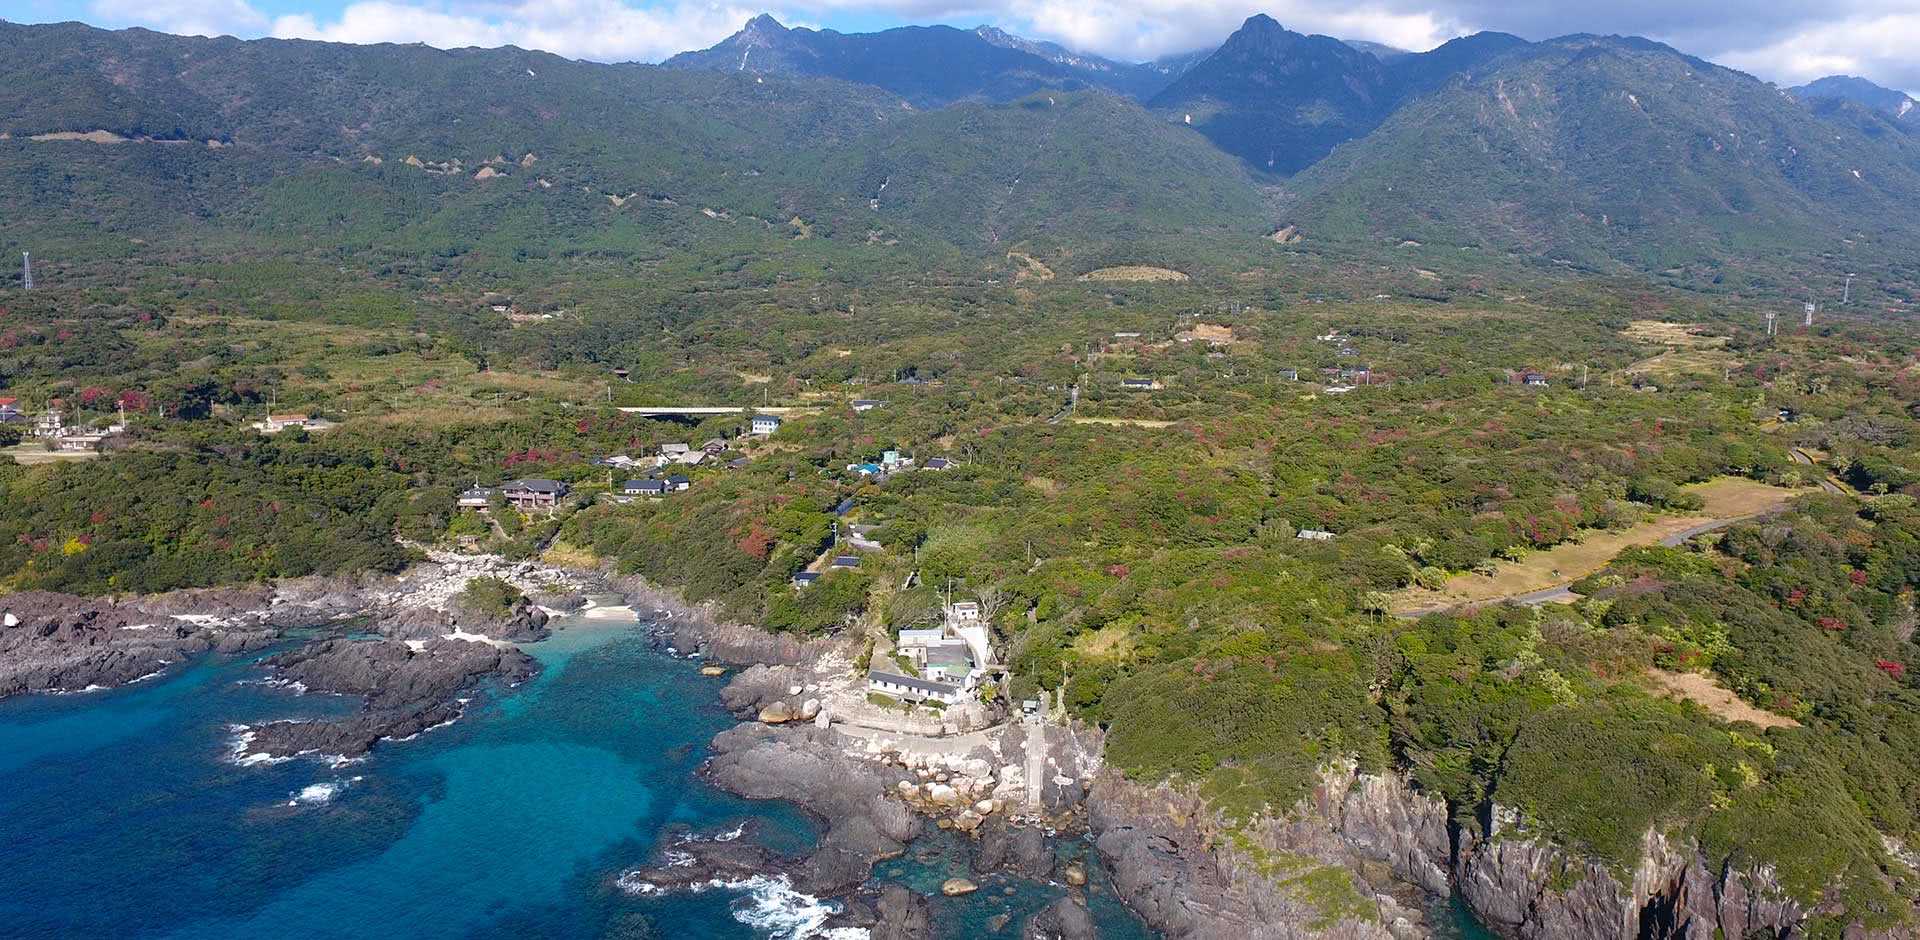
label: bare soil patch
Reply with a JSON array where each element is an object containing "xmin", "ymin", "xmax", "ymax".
[{"xmin": 1647, "ymin": 669, "xmax": 1800, "ymax": 729}]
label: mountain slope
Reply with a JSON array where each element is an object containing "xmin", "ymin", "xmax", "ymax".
[
  {"xmin": 1281, "ymin": 35, "xmax": 1920, "ymax": 276},
  {"xmin": 1148, "ymin": 16, "xmax": 1527, "ymax": 175},
  {"xmin": 1793, "ymin": 75, "xmax": 1917, "ymax": 129},
  {"xmin": 0, "ymin": 20, "xmax": 1265, "ymax": 275},
  {"xmin": 1148, "ymin": 15, "xmax": 1393, "ymax": 175},
  {"xmin": 664, "ymin": 15, "xmax": 1096, "ymax": 108},
  {"xmin": 970, "ymin": 26, "xmax": 1194, "ymax": 99}
]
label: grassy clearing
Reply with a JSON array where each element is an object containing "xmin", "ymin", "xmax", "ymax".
[
  {"xmin": 1077, "ymin": 266, "xmax": 1189, "ymax": 282},
  {"xmin": 1620, "ymin": 320, "xmax": 1719, "ymax": 346},
  {"xmin": 1646, "ymin": 668, "xmax": 1801, "ymax": 729},
  {"xmin": 1070, "ymin": 417, "xmax": 1178, "ymax": 428},
  {"xmin": 3, "ymin": 445, "xmax": 100, "ymax": 464},
  {"xmin": 1393, "ymin": 478, "xmax": 1799, "ymax": 611}
]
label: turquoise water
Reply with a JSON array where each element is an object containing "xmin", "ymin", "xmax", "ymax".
[
  {"xmin": 0, "ymin": 615, "xmax": 1495, "ymax": 939},
  {"xmin": 0, "ymin": 617, "xmax": 1160, "ymax": 939}
]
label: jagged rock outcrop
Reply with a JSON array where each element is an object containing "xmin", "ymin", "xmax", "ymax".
[
  {"xmin": 869, "ymin": 884, "xmax": 934, "ymax": 940},
  {"xmin": 0, "ymin": 590, "xmax": 277, "ymax": 699},
  {"xmin": 1024, "ymin": 893, "xmax": 1097, "ymax": 940},
  {"xmin": 703, "ymin": 722, "xmax": 920, "ymax": 895},
  {"xmin": 240, "ymin": 637, "xmax": 537, "ymax": 760}
]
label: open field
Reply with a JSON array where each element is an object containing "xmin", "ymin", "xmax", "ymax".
[
  {"xmin": 1393, "ymin": 478, "xmax": 1801, "ymax": 612},
  {"xmin": 1620, "ymin": 320, "xmax": 1720, "ymax": 347},
  {"xmin": 3, "ymin": 445, "xmax": 100, "ymax": 464},
  {"xmin": 1069, "ymin": 417, "xmax": 1178, "ymax": 428},
  {"xmin": 1646, "ymin": 668, "xmax": 1801, "ymax": 729},
  {"xmin": 1077, "ymin": 266, "xmax": 1190, "ymax": 283}
]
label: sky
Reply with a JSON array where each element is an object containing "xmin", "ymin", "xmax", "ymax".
[{"xmin": 3, "ymin": 0, "xmax": 1918, "ymax": 96}]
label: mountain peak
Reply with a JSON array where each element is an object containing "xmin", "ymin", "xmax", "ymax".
[
  {"xmin": 1238, "ymin": 13, "xmax": 1285, "ymax": 32},
  {"xmin": 1793, "ymin": 74, "xmax": 1916, "ymax": 122},
  {"xmin": 742, "ymin": 14, "xmax": 787, "ymax": 37}
]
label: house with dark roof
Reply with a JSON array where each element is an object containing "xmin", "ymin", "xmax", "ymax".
[
  {"xmin": 792, "ymin": 571, "xmax": 821, "ymax": 588},
  {"xmin": 923, "ymin": 457, "xmax": 952, "ymax": 471},
  {"xmin": 665, "ymin": 474, "xmax": 691, "ymax": 492},
  {"xmin": 502, "ymin": 478, "xmax": 569, "ymax": 510},
  {"xmin": 622, "ymin": 479, "xmax": 666, "ymax": 498},
  {"xmin": 1120, "ymin": 378, "xmax": 1160, "ymax": 390},
  {"xmin": 830, "ymin": 555, "xmax": 861, "ymax": 570},
  {"xmin": 865, "ymin": 669, "xmax": 967, "ymax": 706},
  {"xmin": 701, "ymin": 438, "xmax": 728, "ymax": 455},
  {"xmin": 457, "ymin": 486, "xmax": 497, "ymax": 509},
  {"xmin": 725, "ymin": 457, "xmax": 751, "ymax": 470}
]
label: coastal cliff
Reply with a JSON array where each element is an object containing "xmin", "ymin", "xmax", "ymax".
[{"xmin": 1088, "ymin": 759, "xmax": 1916, "ymax": 940}]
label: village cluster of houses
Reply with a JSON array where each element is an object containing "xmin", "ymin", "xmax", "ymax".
[
  {"xmin": 458, "ymin": 478, "xmax": 571, "ymax": 512},
  {"xmin": 846, "ymin": 450, "xmax": 954, "ymax": 481},
  {"xmin": 865, "ymin": 601, "xmax": 994, "ymax": 707},
  {"xmin": 0, "ymin": 398, "xmax": 125, "ymax": 452},
  {"xmin": 451, "ymin": 414, "xmax": 794, "ymax": 516},
  {"xmin": 253, "ymin": 412, "xmax": 333, "ymax": 434}
]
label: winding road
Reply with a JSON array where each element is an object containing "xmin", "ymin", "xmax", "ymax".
[{"xmin": 1790, "ymin": 447, "xmax": 1846, "ymax": 494}]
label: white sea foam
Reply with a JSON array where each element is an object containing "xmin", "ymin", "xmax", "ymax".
[
  {"xmin": 225, "ymin": 726, "xmax": 290, "ymax": 767},
  {"xmin": 713, "ymin": 822, "xmax": 747, "ymax": 842},
  {"xmin": 613, "ymin": 872, "xmax": 858, "ymax": 939},
  {"xmin": 613, "ymin": 872, "xmax": 661, "ymax": 896},
  {"xmin": 288, "ymin": 780, "xmax": 344, "ymax": 806},
  {"xmin": 726, "ymin": 875, "xmax": 856, "ymax": 940}
]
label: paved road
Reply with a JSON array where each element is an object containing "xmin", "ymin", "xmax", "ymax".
[{"xmin": 1790, "ymin": 448, "xmax": 1846, "ymax": 494}]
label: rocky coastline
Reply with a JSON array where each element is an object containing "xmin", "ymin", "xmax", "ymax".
[{"xmin": 14, "ymin": 557, "xmax": 1897, "ymax": 940}]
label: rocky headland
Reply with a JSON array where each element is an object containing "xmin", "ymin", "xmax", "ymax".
[
  {"xmin": 0, "ymin": 589, "xmax": 279, "ymax": 698},
  {"xmin": 236, "ymin": 636, "xmax": 538, "ymax": 761}
]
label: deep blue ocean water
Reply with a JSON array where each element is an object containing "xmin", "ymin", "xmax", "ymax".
[{"xmin": 0, "ymin": 613, "xmax": 1492, "ymax": 939}]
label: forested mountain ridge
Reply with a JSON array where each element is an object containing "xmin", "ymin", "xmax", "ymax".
[
  {"xmin": 1794, "ymin": 75, "xmax": 1918, "ymax": 129},
  {"xmin": 3, "ymin": 16, "xmax": 1919, "ymax": 290},
  {"xmin": 1279, "ymin": 33, "xmax": 1920, "ymax": 279},
  {"xmin": 1146, "ymin": 16, "xmax": 1525, "ymax": 175},
  {"xmin": 664, "ymin": 15, "xmax": 1110, "ymax": 107},
  {"xmin": 0, "ymin": 19, "xmax": 1266, "ymax": 277}
]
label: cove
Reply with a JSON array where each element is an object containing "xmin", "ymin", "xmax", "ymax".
[{"xmin": 0, "ymin": 613, "xmax": 1171, "ymax": 938}]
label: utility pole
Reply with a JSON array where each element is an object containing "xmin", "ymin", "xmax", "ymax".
[
  {"xmin": 1764, "ymin": 311, "xmax": 1777, "ymax": 338},
  {"xmin": 20, "ymin": 252, "xmax": 31, "ymax": 291},
  {"xmin": 1843, "ymin": 273, "xmax": 1855, "ymax": 306}
]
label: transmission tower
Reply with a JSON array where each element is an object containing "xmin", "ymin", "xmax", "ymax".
[{"xmin": 20, "ymin": 252, "xmax": 30, "ymax": 291}]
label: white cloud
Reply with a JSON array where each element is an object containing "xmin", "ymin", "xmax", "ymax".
[
  {"xmin": 87, "ymin": 0, "xmax": 269, "ymax": 38},
  {"xmin": 57, "ymin": 0, "xmax": 1920, "ymax": 92},
  {"xmin": 1715, "ymin": 12, "xmax": 1920, "ymax": 95},
  {"xmin": 269, "ymin": 0, "xmax": 761, "ymax": 61}
]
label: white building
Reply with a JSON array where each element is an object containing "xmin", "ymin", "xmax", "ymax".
[{"xmin": 750, "ymin": 414, "xmax": 782, "ymax": 435}]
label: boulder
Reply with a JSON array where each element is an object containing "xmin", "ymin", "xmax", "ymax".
[{"xmin": 940, "ymin": 878, "xmax": 978, "ymax": 897}]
